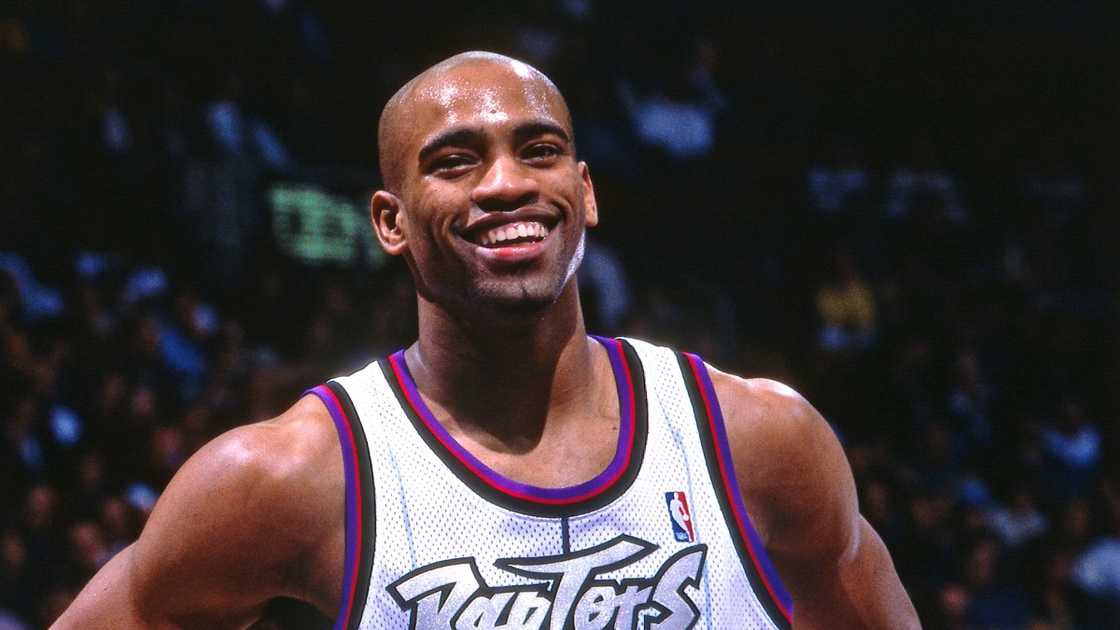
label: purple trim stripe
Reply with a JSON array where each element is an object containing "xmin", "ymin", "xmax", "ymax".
[
  {"xmin": 685, "ymin": 353, "xmax": 795, "ymax": 621},
  {"xmin": 388, "ymin": 336, "xmax": 634, "ymax": 504},
  {"xmin": 305, "ymin": 385, "xmax": 362, "ymax": 630}
]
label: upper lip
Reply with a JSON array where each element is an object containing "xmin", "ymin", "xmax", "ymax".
[{"xmin": 458, "ymin": 206, "xmax": 560, "ymax": 243}]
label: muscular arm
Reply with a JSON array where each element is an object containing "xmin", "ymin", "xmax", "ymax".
[
  {"xmin": 52, "ymin": 397, "xmax": 344, "ymax": 629},
  {"xmin": 711, "ymin": 370, "xmax": 920, "ymax": 629}
]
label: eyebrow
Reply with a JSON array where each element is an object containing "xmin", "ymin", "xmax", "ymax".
[
  {"xmin": 416, "ymin": 119, "xmax": 572, "ymax": 163},
  {"xmin": 512, "ymin": 120, "xmax": 571, "ymax": 147}
]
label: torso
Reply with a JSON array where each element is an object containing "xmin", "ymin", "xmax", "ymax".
[{"xmin": 305, "ymin": 336, "xmax": 793, "ymax": 630}]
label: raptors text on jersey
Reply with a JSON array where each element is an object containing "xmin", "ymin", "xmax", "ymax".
[{"xmin": 389, "ymin": 535, "xmax": 706, "ymax": 629}]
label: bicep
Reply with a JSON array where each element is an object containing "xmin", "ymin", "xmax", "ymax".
[
  {"xmin": 714, "ymin": 375, "xmax": 918, "ymax": 628},
  {"xmin": 769, "ymin": 418, "xmax": 919, "ymax": 628},
  {"xmin": 55, "ymin": 425, "xmax": 312, "ymax": 629}
]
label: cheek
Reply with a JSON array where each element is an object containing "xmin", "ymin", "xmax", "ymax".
[
  {"xmin": 557, "ymin": 177, "xmax": 588, "ymax": 221},
  {"xmin": 408, "ymin": 189, "xmax": 468, "ymax": 251},
  {"xmin": 540, "ymin": 169, "xmax": 582, "ymax": 205}
]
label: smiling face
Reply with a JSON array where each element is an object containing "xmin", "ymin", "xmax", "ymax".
[{"xmin": 372, "ymin": 53, "xmax": 598, "ymax": 318}]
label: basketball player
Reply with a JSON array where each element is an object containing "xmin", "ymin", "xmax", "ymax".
[{"xmin": 56, "ymin": 52, "xmax": 920, "ymax": 629}]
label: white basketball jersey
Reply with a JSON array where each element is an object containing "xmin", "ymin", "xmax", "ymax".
[{"xmin": 306, "ymin": 337, "xmax": 793, "ymax": 630}]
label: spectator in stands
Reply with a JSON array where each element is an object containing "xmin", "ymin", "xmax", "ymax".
[
  {"xmin": 885, "ymin": 136, "xmax": 967, "ymax": 224},
  {"xmin": 1026, "ymin": 546, "xmax": 1086, "ymax": 629},
  {"xmin": 619, "ymin": 38, "xmax": 725, "ymax": 161},
  {"xmin": 987, "ymin": 484, "xmax": 1049, "ymax": 549},
  {"xmin": 961, "ymin": 537, "xmax": 1029, "ymax": 628},
  {"xmin": 806, "ymin": 139, "xmax": 873, "ymax": 216},
  {"xmin": 946, "ymin": 346, "xmax": 995, "ymax": 457},
  {"xmin": 815, "ymin": 245, "xmax": 877, "ymax": 353},
  {"xmin": 1073, "ymin": 494, "xmax": 1120, "ymax": 607},
  {"xmin": 1042, "ymin": 398, "xmax": 1102, "ymax": 499},
  {"xmin": 204, "ymin": 72, "xmax": 292, "ymax": 172},
  {"xmin": 0, "ymin": 529, "xmax": 31, "ymax": 625}
]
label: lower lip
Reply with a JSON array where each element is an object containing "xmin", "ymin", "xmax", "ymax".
[{"xmin": 472, "ymin": 238, "xmax": 548, "ymax": 264}]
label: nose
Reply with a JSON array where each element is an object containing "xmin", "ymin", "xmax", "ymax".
[{"xmin": 470, "ymin": 154, "xmax": 539, "ymax": 211}]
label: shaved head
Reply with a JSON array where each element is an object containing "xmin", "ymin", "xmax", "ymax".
[
  {"xmin": 368, "ymin": 49, "xmax": 598, "ymax": 320},
  {"xmin": 377, "ymin": 51, "xmax": 572, "ymax": 194}
]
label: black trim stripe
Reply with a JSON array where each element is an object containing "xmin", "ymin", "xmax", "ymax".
[
  {"xmin": 377, "ymin": 338, "xmax": 649, "ymax": 518},
  {"xmin": 324, "ymin": 382, "xmax": 376, "ymax": 630},
  {"xmin": 675, "ymin": 352, "xmax": 794, "ymax": 630}
]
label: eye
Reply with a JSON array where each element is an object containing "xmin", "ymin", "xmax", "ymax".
[
  {"xmin": 522, "ymin": 143, "xmax": 562, "ymax": 163},
  {"xmin": 429, "ymin": 153, "xmax": 477, "ymax": 176}
]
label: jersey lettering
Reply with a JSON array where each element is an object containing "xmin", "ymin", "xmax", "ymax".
[{"xmin": 388, "ymin": 535, "xmax": 707, "ymax": 629}]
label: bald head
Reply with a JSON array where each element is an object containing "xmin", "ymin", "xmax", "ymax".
[{"xmin": 377, "ymin": 51, "xmax": 573, "ymax": 194}]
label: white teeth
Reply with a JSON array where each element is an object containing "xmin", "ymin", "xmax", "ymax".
[{"xmin": 476, "ymin": 221, "xmax": 550, "ymax": 246}]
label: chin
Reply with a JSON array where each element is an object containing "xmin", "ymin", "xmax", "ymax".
[
  {"xmin": 460, "ymin": 274, "xmax": 570, "ymax": 317},
  {"xmin": 483, "ymin": 236, "xmax": 583, "ymax": 309}
]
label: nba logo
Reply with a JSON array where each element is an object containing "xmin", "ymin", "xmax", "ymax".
[{"xmin": 664, "ymin": 491, "xmax": 695, "ymax": 542}]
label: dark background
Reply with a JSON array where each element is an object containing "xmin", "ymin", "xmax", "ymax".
[{"xmin": 1, "ymin": 1, "xmax": 1118, "ymax": 628}]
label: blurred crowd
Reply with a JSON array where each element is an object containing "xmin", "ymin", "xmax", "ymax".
[{"xmin": 2, "ymin": 1, "xmax": 1118, "ymax": 628}]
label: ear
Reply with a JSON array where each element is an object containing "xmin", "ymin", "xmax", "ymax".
[
  {"xmin": 370, "ymin": 190, "xmax": 408, "ymax": 256},
  {"xmin": 578, "ymin": 161, "xmax": 599, "ymax": 228}
]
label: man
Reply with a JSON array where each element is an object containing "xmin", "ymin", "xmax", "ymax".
[{"xmin": 56, "ymin": 52, "xmax": 920, "ymax": 629}]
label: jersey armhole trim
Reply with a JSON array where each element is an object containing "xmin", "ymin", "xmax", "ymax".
[
  {"xmin": 305, "ymin": 383, "xmax": 375, "ymax": 630},
  {"xmin": 677, "ymin": 352, "xmax": 795, "ymax": 629}
]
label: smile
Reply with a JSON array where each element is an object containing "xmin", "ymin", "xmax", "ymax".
[{"xmin": 474, "ymin": 221, "xmax": 550, "ymax": 248}]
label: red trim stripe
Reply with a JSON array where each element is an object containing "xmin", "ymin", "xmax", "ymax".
[{"xmin": 687, "ymin": 356, "xmax": 794, "ymax": 625}]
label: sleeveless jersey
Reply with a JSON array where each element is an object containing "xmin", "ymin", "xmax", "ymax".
[{"xmin": 305, "ymin": 337, "xmax": 794, "ymax": 630}]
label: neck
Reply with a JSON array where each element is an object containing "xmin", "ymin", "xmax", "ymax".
[{"xmin": 405, "ymin": 281, "xmax": 605, "ymax": 447}]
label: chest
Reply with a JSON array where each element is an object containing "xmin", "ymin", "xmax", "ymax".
[{"xmin": 445, "ymin": 414, "xmax": 622, "ymax": 489}]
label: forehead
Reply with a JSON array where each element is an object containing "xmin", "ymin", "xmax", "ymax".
[{"xmin": 405, "ymin": 62, "xmax": 569, "ymax": 146}]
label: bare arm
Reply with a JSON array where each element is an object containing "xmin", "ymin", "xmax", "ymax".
[
  {"xmin": 52, "ymin": 397, "xmax": 344, "ymax": 629},
  {"xmin": 712, "ymin": 371, "xmax": 920, "ymax": 629}
]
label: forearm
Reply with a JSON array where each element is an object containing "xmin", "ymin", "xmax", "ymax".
[
  {"xmin": 52, "ymin": 545, "xmax": 154, "ymax": 630},
  {"xmin": 843, "ymin": 520, "xmax": 919, "ymax": 628},
  {"xmin": 791, "ymin": 518, "xmax": 920, "ymax": 630},
  {"xmin": 54, "ymin": 542, "xmax": 266, "ymax": 630}
]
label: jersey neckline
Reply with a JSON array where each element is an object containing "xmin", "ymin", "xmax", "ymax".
[{"xmin": 380, "ymin": 335, "xmax": 649, "ymax": 517}]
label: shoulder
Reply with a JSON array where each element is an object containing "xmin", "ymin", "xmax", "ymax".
[
  {"xmin": 704, "ymin": 366, "xmax": 858, "ymax": 560},
  {"xmin": 148, "ymin": 394, "xmax": 342, "ymax": 530},
  {"xmin": 705, "ymin": 367, "xmax": 838, "ymax": 489},
  {"xmin": 706, "ymin": 369, "xmax": 824, "ymax": 451},
  {"xmin": 700, "ymin": 364, "xmax": 922, "ymax": 627},
  {"xmin": 130, "ymin": 394, "xmax": 344, "ymax": 619}
]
